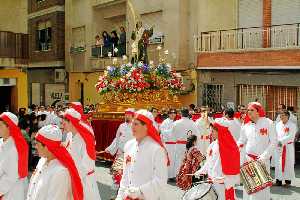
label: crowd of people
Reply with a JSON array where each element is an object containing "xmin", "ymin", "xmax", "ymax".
[
  {"xmin": 0, "ymin": 101, "xmax": 299, "ymax": 200},
  {"xmin": 94, "ymin": 26, "xmax": 127, "ymax": 57},
  {"xmin": 103, "ymin": 102, "xmax": 299, "ymax": 200}
]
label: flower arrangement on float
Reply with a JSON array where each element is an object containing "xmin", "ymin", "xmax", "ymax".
[{"xmin": 95, "ymin": 60, "xmax": 185, "ymax": 95}]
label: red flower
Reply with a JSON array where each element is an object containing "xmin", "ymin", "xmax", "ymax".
[
  {"xmin": 259, "ymin": 128, "xmax": 268, "ymax": 136},
  {"xmin": 284, "ymin": 127, "xmax": 289, "ymax": 133},
  {"xmin": 125, "ymin": 155, "xmax": 131, "ymax": 165}
]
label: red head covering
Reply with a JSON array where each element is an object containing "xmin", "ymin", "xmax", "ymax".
[
  {"xmin": 0, "ymin": 112, "xmax": 28, "ymax": 178},
  {"xmin": 212, "ymin": 122, "xmax": 240, "ymax": 175},
  {"xmin": 244, "ymin": 102, "xmax": 266, "ymax": 124},
  {"xmin": 64, "ymin": 108, "xmax": 96, "ymax": 160},
  {"xmin": 134, "ymin": 109, "xmax": 170, "ymax": 166},
  {"xmin": 247, "ymin": 102, "xmax": 265, "ymax": 117},
  {"xmin": 35, "ymin": 125, "xmax": 83, "ymax": 200},
  {"xmin": 69, "ymin": 102, "xmax": 89, "ymax": 124}
]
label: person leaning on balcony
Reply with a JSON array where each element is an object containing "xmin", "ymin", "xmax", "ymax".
[
  {"xmin": 102, "ymin": 31, "xmax": 111, "ymax": 47},
  {"xmin": 95, "ymin": 35, "xmax": 103, "ymax": 46},
  {"xmin": 111, "ymin": 31, "xmax": 119, "ymax": 50},
  {"xmin": 119, "ymin": 26, "xmax": 126, "ymax": 55}
]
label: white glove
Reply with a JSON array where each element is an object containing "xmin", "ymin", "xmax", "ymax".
[{"xmin": 125, "ymin": 187, "xmax": 143, "ymax": 199}]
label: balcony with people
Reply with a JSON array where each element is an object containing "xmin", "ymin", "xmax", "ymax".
[{"xmin": 0, "ymin": 31, "xmax": 29, "ymax": 66}]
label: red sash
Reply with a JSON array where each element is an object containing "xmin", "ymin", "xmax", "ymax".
[
  {"xmin": 165, "ymin": 141, "xmax": 176, "ymax": 144},
  {"xmin": 87, "ymin": 170, "xmax": 95, "ymax": 176},
  {"xmin": 282, "ymin": 142, "xmax": 293, "ymax": 173},
  {"xmin": 125, "ymin": 197, "xmax": 140, "ymax": 200}
]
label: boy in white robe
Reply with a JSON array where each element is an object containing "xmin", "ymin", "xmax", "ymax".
[
  {"xmin": 159, "ymin": 108, "xmax": 177, "ymax": 179},
  {"xmin": 238, "ymin": 102, "xmax": 277, "ymax": 200},
  {"xmin": 116, "ymin": 109, "xmax": 168, "ymax": 200},
  {"xmin": 0, "ymin": 112, "xmax": 29, "ymax": 200},
  {"xmin": 62, "ymin": 108, "xmax": 101, "ymax": 200},
  {"xmin": 195, "ymin": 121, "xmax": 240, "ymax": 200},
  {"xmin": 26, "ymin": 125, "xmax": 83, "ymax": 200},
  {"xmin": 274, "ymin": 110, "xmax": 297, "ymax": 186}
]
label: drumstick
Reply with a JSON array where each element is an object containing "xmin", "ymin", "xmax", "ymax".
[{"xmin": 96, "ymin": 150, "xmax": 106, "ymax": 154}]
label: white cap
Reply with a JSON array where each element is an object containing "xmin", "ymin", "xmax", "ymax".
[
  {"xmin": 125, "ymin": 108, "xmax": 135, "ymax": 114},
  {"xmin": 135, "ymin": 109, "xmax": 155, "ymax": 124},
  {"xmin": 64, "ymin": 108, "xmax": 81, "ymax": 120},
  {"xmin": 37, "ymin": 125, "xmax": 62, "ymax": 142},
  {"xmin": 0, "ymin": 112, "xmax": 18, "ymax": 126}
]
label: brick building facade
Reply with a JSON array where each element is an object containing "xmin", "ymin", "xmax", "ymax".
[
  {"xmin": 27, "ymin": 0, "xmax": 66, "ymax": 106},
  {"xmin": 195, "ymin": 0, "xmax": 300, "ymax": 120}
]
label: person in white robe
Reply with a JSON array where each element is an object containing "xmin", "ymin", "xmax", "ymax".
[
  {"xmin": 26, "ymin": 125, "xmax": 83, "ymax": 200},
  {"xmin": 116, "ymin": 109, "xmax": 168, "ymax": 200},
  {"xmin": 0, "ymin": 112, "xmax": 29, "ymax": 200},
  {"xmin": 274, "ymin": 110, "xmax": 297, "ymax": 186},
  {"xmin": 195, "ymin": 121, "xmax": 240, "ymax": 200},
  {"xmin": 237, "ymin": 102, "xmax": 277, "ymax": 200},
  {"xmin": 172, "ymin": 108, "xmax": 201, "ymax": 177},
  {"xmin": 105, "ymin": 108, "xmax": 135, "ymax": 158},
  {"xmin": 62, "ymin": 108, "xmax": 101, "ymax": 200},
  {"xmin": 159, "ymin": 108, "xmax": 177, "ymax": 179},
  {"xmin": 195, "ymin": 108, "xmax": 213, "ymax": 155}
]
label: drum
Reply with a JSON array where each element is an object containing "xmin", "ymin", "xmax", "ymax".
[
  {"xmin": 240, "ymin": 160, "xmax": 273, "ymax": 194},
  {"xmin": 182, "ymin": 182, "xmax": 218, "ymax": 200}
]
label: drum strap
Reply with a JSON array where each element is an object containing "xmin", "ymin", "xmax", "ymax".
[
  {"xmin": 282, "ymin": 142, "xmax": 293, "ymax": 173},
  {"xmin": 247, "ymin": 153, "xmax": 258, "ymax": 160}
]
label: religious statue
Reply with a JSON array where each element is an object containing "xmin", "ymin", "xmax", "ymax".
[{"xmin": 131, "ymin": 21, "xmax": 153, "ymax": 64}]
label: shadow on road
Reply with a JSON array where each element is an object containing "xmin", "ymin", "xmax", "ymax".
[{"xmin": 97, "ymin": 181, "xmax": 117, "ymax": 200}]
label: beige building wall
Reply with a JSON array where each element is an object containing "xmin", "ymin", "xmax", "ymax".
[
  {"xmin": 0, "ymin": 0, "xmax": 28, "ymax": 33},
  {"xmin": 188, "ymin": 0, "xmax": 238, "ymax": 64}
]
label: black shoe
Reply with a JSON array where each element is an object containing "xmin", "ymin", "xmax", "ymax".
[{"xmin": 274, "ymin": 179, "xmax": 282, "ymax": 186}]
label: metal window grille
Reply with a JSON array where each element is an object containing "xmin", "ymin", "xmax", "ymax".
[{"xmin": 203, "ymin": 84, "xmax": 223, "ymax": 111}]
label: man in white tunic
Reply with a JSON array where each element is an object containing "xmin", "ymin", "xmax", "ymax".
[
  {"xmin": 0, "ymin": 112, "xmax": 29, "ymax": 200},
  {"xmin": 27, "ymin": 125, "xmax": 83, "ymax": 200},
  {"xmin": 62, "ymin": 108, "xmax": 101, "ymax": 200},
  {"xmin": 160, "ymin": 108, "xmax": 177, "ymax": 179},
  {"xmin": 195, "ymin": 121, "xmax": 240, "ymax": 200},
  {"xmin": 195, "ymin": 107, "xmax": 213, "ymax": 155},
  {"xmin": 105, "ymin": 108, "xmax": 135, "ymax": 159},
  {"xmin": 116, "ymin": 109, "xmax": 168, "ymax": 200},
  {"xmin": 274, "ymin": 110, "xmax": 297, "ymax": 186},
  {"xmin": 173, "ymin": 108, "xmax": 200, "ymax": 176},
  {"xmin": 238, "ymin": 102, "xmax": 277, "ymax": 200}
]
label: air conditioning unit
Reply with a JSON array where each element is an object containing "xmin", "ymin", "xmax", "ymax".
[
  {"xmin": 0, "ymin": 78, "xmax": 17, "ymax": 86},
  {"xmin": 54, "ymin": 69, "xmax": 66, "ymax": 83}
]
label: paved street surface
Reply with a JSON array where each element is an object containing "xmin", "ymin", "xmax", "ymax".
[{"xmin": 95, "ymin": 161, "xmax": 300, "ymax": 200}]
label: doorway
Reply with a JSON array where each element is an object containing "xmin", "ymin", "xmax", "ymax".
[{"xmin": 0, "ymin": 86, "xmax": 12, "ymax": 113}]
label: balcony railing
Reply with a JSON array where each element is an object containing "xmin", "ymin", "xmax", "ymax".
[
  {"xmin": 91, "ymin": 44, "xmax": 126, "ymax": 58},
  {"xmin": 0, "ymin": 31, "xmax": 29, "ymax": 64},
  {"xmin": 194, "ymin": 23, "xmax": 300, "ymax": 52}
]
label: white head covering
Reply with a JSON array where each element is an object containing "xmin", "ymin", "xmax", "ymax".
[
  {"xmin": 0, "ymin": 112, "xmax": 18, "ymax": 126},
  {"xmin": 37, "ymin": 125, "xmax": 62, "ymax": 142}
]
